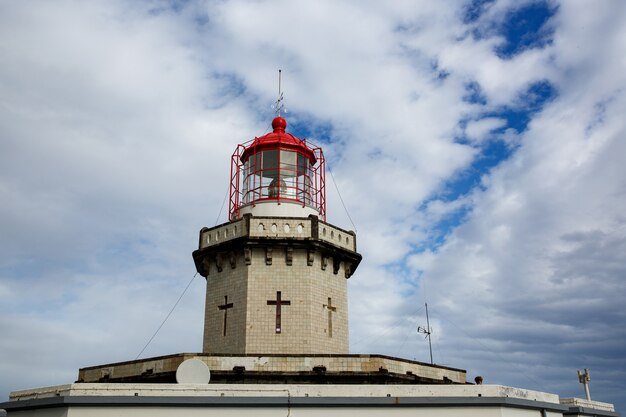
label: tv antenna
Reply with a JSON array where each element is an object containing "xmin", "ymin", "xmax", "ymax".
[
  {"xmin": 271, "ymin": 69, "xmax": 286, "ymax": 117},
  {"xmin": 417, "ymin": 302, "xmax": 434, "ymax": 364}
]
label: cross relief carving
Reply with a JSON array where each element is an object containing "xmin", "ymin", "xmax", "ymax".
[
  {"xmin": 323, "ymin": 297, "xmax": 337, "ymax": 337},
  {"xmin": 267, "ymin": 291, "xmax": 291, "ymax": 334},
  {"xmin": 218, "ymin": 295, "xmax": 234, "ymax": 336}
]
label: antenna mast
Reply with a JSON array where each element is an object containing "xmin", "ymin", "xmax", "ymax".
[
  {"xmin": 274, "ymin": 69, "xmax": 285, "ymax": 117},
  {"xmin": 417, "ymin": 303, "xmax": 434, "ymax": 364},
  {"xmin": 577, "ymin": 368, "xmax": 591, "ymax": 400}
]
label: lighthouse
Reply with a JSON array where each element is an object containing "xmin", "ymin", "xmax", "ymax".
[
  {"xmin": 192, "ymin": 115, "xmax": 362, "ymax": 355},
  {"xmin": 71, "ymin": 110, "xmax": 467, "ymax": 386}
]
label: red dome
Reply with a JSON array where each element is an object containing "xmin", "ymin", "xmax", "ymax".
[
  {"xmin": 241, "ymin": 117, "xmax": 317, "ymax": 163},
  {"xmin": 272, "ymin": 116, "xmax": 287, "ymax": 131}
]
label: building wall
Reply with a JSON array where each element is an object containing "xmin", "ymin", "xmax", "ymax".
[
  {"xmin": 5, "ymin": 384, "xmax": 592, "ymax": 417},
  {"xmin": 203, "ymin": 253, "xmax": 249, "ymax": 354},
  {"xmin": 203, "ymin": 246, "xmax": 350, "ymax": 355},
  {"xmin": 198, "ymin": 214, "xmax": 359, "ymax": 355},
  {"xmin": 5, "ymin": 409, "xmax": 68, "ymax": 417},
  {"xmin": 4, "ymin": 406, "xmax": 567, "ymax": 417},
  {"xmin": 244, "ymin": 247, "xmax": 348, "ymax": 354}
]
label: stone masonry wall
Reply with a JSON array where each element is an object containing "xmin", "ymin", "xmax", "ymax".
[
  {"xmin": 203, "ymin": 252, "xmax": 249, "ymax": 354},
  {"xmin": 198, "ymin": 215, "xmax": 358, "ymax": 355},
  {"xmin": 244, "ymin": 247, "xmax": 349, "ymax": 354},
  {"xmin": 202, "ymin": 246, "xmax": 349, "ymax": 355}
]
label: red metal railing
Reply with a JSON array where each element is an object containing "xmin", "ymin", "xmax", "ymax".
[{"xmin": 229, "ymin": 142, "xmax": 326, "ymax": 221}]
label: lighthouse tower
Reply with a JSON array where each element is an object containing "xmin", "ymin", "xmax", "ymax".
[
  {"xmin": 74, "ymin": 111, "xmax": 465, "ymax": 386},
  {"xmin": 192, "ymin": 116, "xmax": 362, "ymax": 355}
]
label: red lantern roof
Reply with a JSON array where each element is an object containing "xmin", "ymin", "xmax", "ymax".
[{"xmin": 240, "ymin": 117, "xmax": 317, "ymax": 163}]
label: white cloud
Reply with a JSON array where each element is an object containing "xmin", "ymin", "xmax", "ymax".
[
  {"xmin": 408, "ymin": 8, "xmax": 626, "ymax": 399},
  {"xmin": 465, "ymin": 117, "xmax": 508, "ymax": 143}
]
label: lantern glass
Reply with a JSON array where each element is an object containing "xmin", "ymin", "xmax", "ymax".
[{"xmin": 242, "ymin": 149, "xmax": 311, "ymax": 202}]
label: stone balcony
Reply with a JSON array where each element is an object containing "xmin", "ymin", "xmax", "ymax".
[{"xmin": 193, "ymin": 214, "xmax": 361, "ymax": 278}]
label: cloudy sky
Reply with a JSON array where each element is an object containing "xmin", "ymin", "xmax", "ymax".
[{"xmin": 1, "ymin": 0, "xmax": 625, "ymax": 411}]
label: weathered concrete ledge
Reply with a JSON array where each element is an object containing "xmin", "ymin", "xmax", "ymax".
[
  {"xmin": 77, "ymin": 353, "xmax": 466, "ymax": 385},
  {"xmin": 4, "ymin": 383, "xmax": 618, "ymax": 417}
]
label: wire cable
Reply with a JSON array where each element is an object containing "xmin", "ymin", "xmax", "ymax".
[
  {"xmin": 328, "ymin": 166, "xmax": 358, "ymax": 233},
  {"xmin": 135, "ymin": 273, "xmax": 198, "ymax": 360},
  {"xmin": 352, "ymin": 304, "xmax": 425, "ymax": 352},
  {"xmin": 214, "ymin": 184, "xmax": 230, "ymax": 226}
]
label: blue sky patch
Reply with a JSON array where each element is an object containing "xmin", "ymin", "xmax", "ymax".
[
  {"xmin": 463, "ymin": 0, "xmax": 496, "ymax": 24},
  {"xmin": 287, "ymin": 113, "xmax": 334, "ymax": 146},
  {"xmin": 586, "ymin": 96, "xmax": 614, "ymax": 136},
  {"xmin": 414, "ymin": 79, "xmax": 557, "ymax": 252},
  {"xmin": 490, "ymin": 79, "xmax": 558, "ymax": 131},
  {"xmin": 413, "ymin": 203, "xmax": 473, "ymax": 254},
  {"xmin": 495, "ymin": 1, "xmax": 558, "ymax": 58},
  {"xmin": 463, "ymin": 81, "xmax": 488, "ymax": 105},
  {"xmin": 463, "ymin": 1, "xmax": 557, "ymax": 59},
  {"xmin": 454, "ymin": 79, "xmax": 556, "ymax": 189}
]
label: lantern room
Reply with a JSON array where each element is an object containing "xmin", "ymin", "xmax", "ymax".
[{"xmin": 229, "ymin": 117, "xmax": 326, "ymax": 221}]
